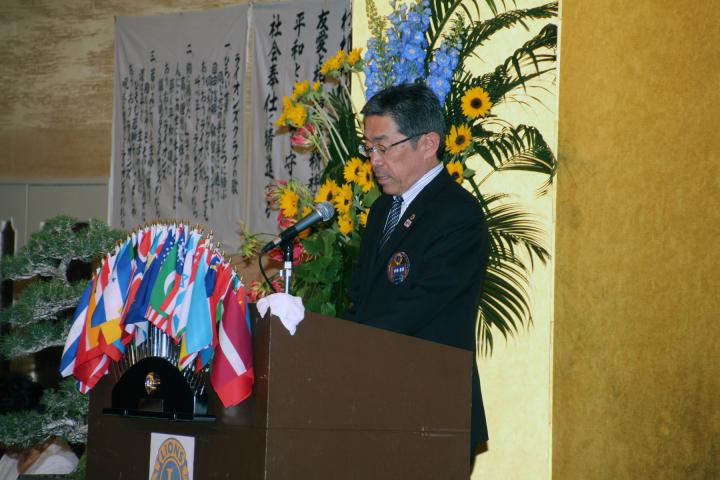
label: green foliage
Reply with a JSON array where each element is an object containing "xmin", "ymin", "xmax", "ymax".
[
  {"xmin": 0, "ymin": 215, "xmax": 125, "ymax": 282},
  {"xmin": 293, "ymin": 228, "xmax": 361, "ymax": 317},
  {"xmin": 0, "ymin": 280, "xmax": 86, "ymax": 328},
  {"xmin": 0, "ymin": 379, "xmax": 88, "ymax": 449},
  {"xmin": 0, "ymin": 320, "xmax": 69, "ymax": 359},
  {"xmin": 0, "ymin": 215, "xmax": 124, "ymax": 450}
]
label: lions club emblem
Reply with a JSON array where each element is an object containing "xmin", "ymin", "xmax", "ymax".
[
  {"xmin": 151, "ymin": 437, "xmax": 190, "ymax": 480},
  {"xmin": 387, "ymin": 251, "xmax": 410, "ymax": 285}
]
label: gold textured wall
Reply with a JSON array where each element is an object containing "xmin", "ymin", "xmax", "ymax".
[
  {"xmin": 554, "ymin": 0, "xmax": 720, "ymax": 478},
  {"xmin": 0, "ymin": 0, "xmax": 249, "ymax": 178}
]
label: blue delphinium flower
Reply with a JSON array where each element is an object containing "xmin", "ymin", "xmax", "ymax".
[
  {"xmin": 426, "ymin": 40, "xmax": 461, "ymax": 105},
  {"xmin": 364, "ymin": 0, "xmax": 459, "ymax": 104}
]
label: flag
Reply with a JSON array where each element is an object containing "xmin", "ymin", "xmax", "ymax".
[
  {"xmin": 174, "ymin": 236, "xmax": 210, "ymax": 348},
  {"xmin": 124, "ymin": 228, "xmax": 176, "ymax": 344},
  {"xmin": 59, "ymin": 278, "xmax": 95, "ymax": 377},
  {"xmin": 146, "ymin": 228, "xmax": 182, "ymax": 332},
  {"xmin": 170, "ymin": 230, "xmax": 202, "ymax": 338},
  {"xmin": 211, "ymin": 281, "xmax": 254, "ymax": 407},
  {"xmin": 97, "ymin": 239, "xmax": 134, "ymax": 359},
  {"xmin": 179, "ymin": 248, "xmax": 212, "ymax": 367}
]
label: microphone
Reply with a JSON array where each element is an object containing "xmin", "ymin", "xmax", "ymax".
[{"xmin": 261, "ymin": 201, "xmax": 335, "ymax": 253}]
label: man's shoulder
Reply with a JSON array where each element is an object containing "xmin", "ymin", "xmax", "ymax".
[{"xmin": 434, "ymin": 174, "xmax": 484, "ymax": 219}]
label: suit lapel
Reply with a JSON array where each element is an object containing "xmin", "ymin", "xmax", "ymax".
[{"xmin": 373, "ymin": 168, "xmax": 452, "ymax": 272}]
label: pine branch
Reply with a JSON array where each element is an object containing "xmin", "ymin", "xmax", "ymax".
[
  {"xmin": 0, "ymin": 319, "xmax": 69, "ymax": 359},
  {"xmin": 0, "ymin": 280, "xmax": 85, "ymax": 328},
  {"xmin": 0, "ymin": 379, "xmax": 88, "ymax": 449}
]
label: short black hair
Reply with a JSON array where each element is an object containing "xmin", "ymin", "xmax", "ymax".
[{"xmin": 361, "ymin": 83, "xmax": 445, "ymax": 158}]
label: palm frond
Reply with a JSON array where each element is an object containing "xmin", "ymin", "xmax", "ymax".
[
  {"xmin": 457, "ymin": 3, "xmax": 558, "ymax": 64},
  {"xmin": 474, "ymin": 124, "xmax": 556, "ymax": 187},
  {"xmin": 427, "ymin": 0, "xmax": 501, "ymax": 53},
  {"xmin": 471, "ymin": 192, "xmax": 549, "ymax": 354},
  {"xmin": 480, "ymin": 193, "xmax": 550, "ymax": 267},
  {"xmin": 477, "ymin": 256, "xmax": 534, "ymax": 355},
  {"xmin": 453, "ymin": 23, "xmax": 557, "ymax": 107}
]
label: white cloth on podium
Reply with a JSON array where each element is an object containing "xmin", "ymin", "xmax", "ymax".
[{"xmin": 256, "ymin": 293, "xmax": 305, "ymax": 335}]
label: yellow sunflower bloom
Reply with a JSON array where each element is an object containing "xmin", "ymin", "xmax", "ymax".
[
  {"xmin": 315, "ymin": 179, "xmax": 340, "ymax": 204},
  {"xmin": 338, "ymin": 214, "xmax": 354, "ymax": 236},
  {"xmin": 292, "ymin": 80, "xmax": 310, "ymax": 100},
  {"xmin": 358, "ymin": 209, "xmax": 369, "ymax": 228},
  {"xmin": 320, "ymin": 50, "xmax": 346, "ymax": 75},
  {"xmin": 312, "ymin": 81, "xmax": 321, "ymax": 92},
  {"xmin": 446, "ymin": 161, "xmax": 464, "ymax": 184},
  {"xmin": 279, "ymin": 189, "xmax": 299, "ymax": 218},
  {"xmin": 461, "ymin": 87, "xmax": 493, "ymax": 119},
  {"xmin": 334, "ymin": 183, "xmax": 353, "ymax": 214},
  {"xmin": 298, "ymin": 205, "xmax": 313, "ymax": 239},
  {"xmin": 356, "ymin": 162, "xmax": 375, "ymax": 193},
  {"xmin": 346, "ymin": 48, "xmax": 363, "ymax": 67},
  {"xmin": 275, "ymin": 95, "xmax": 294, "ymax": 127},
  {"xmin": 343, "ymin": 157, "xmax": 365, "ymax": 183},
  {"xmin": 446, "ymin": 124, "xmax": 473, "ymax": 155},
  {"xmin": 286, "ymin": 102, "xmax": 307, "ymax": 128}
]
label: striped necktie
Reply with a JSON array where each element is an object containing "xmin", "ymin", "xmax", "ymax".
[{"xmin": 380, "ymin": 195, "xmax": 403, "ymax": 249}]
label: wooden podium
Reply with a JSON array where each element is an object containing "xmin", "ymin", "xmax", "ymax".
[{"xmin": 86, "ymin": 309, "xmax": 473, "ymax": 479}]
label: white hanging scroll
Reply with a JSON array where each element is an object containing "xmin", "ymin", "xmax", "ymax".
[
  {"xmin": 248, "ymin": 0, "xmax": 352, "ymax": 235},
  {"xmin": 110, "ymin": 6, "xmax": 249, "ymax": 249}
]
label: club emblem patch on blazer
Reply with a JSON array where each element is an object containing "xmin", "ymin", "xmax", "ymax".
[{"xmin": 387, "ymin": 251, "xmax": 410, "ymax": 285}]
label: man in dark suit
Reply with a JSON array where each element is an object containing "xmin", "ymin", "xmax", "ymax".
[{"xmin": 344, "ymin": 83, "xmax": 490, "ymax": 461}]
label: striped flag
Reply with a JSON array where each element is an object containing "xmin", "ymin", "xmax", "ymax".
[
  {"xmin": 210, "ymin": 280, "xmax": 254, "ymax": 407},
  {"xmin": 59, "ymin": 277, "xmax": 95, "ymax": 377}
]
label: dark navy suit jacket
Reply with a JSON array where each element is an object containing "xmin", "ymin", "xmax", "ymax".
[{"xmin": 345, "ymin": 167, "xmax": 490, "ymax": 455}]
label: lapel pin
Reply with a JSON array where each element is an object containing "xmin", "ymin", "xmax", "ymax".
[{"xmin": 404, "ymin": 213, "xmax": 416, "ymax": 228}]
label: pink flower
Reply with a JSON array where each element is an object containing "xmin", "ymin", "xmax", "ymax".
[
  {"xmin": 277, "ymin": 211, "xmax": 294, "ymax": 230},
  {"xmin": 290, "ymin": 123, "xmax": 317, "ymax": 148},
  {"xmin": 267, "ymin": 240, "xmax": 306, "ymax": 266}
]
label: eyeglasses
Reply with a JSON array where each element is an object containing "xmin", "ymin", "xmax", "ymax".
[{"xmin": 358, "ymin": 132, "xmax": 427, "ymax": 158}]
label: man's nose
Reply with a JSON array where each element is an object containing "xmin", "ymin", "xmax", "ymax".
[{"xmin": 369, "ymin": 149, "xmax": 383, "ymax": 166}]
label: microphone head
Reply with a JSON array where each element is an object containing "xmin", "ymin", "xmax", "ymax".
[{"xmin": 316, "ymin": 201, "xmax": 335, "ymax": 221}]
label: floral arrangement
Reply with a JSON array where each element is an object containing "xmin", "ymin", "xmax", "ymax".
[{"xmin": 241, "ymin": 0, "xmax": 559, "ymax": 352}]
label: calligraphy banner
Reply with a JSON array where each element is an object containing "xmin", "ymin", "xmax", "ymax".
[
  {"xmin": 110, "ymin": 6, "xmax": 249, "ymax": 249},
  {"xmin": 109, "ymin": 1, "xmax": 351, "ymax": 248},
  {"xmin": 249, "ymin": 0, "xmax": 352, "ymax": 235}
]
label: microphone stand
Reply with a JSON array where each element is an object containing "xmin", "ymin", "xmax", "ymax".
[{"xmin": 281, "ymin": 242, "xmax": 293, "ymax": 294}]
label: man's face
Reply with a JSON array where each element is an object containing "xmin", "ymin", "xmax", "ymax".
[{"xmin": 363, "ymin": 115, "xmax": 431, "ymax": 196}]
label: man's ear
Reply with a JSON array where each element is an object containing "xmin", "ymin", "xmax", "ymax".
[{"xmin": 421, "ymin": 131, "xmax": 441, "ymax": 160}]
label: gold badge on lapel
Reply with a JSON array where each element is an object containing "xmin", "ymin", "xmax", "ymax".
[{"xmin": 387, "ymin": 251, "xmax": 411, "ymax": 285}]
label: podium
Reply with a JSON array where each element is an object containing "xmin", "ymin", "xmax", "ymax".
[{"xmin": 86, "ymin": 309, "xmax": 473, "ymax": 479}]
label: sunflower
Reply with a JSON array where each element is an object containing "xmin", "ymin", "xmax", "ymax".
[
  {"xmin": 358, "ymin": 209, "xmax": 369, "ymax": 228},
  {"xmin": 279, "ymin": 189, "xmax": 299, "ymax": 218},
  {"xmin": 338, "ymin": 214, "xmax": 354, "ymax": 236},
  {"xmin": 312, "ymin": 80, "xmax": 321, "ymax": 92},
  {"xmin": 334, "ymin": 183, "xmax": 353, "ymax": 214},
  {"xmin": 298, "ymin": 205, "xmax": 313, "ymax": 239},
  {"xmin": 291, "ymin": 80, "xmax": 310, "ymax": 101},
  {"xmin": 343, "ymin": 157, "xmax": 365, "ymax": 183},
  {"xmin": 274, "ymin": 96, "xmax": 293, "ymax": 126},
  {"xmin": 446, "ymin": 124, "xmax": 473, "ymax": 155},
  {"xmin": 320, "ymin": 50, "xmax": 346, "ymax": 76},
  {"xmin": 356, "ymin": 162, "xmax": 375, "ymax": 193},
  {"xmin": 461, "ymin": 87, "xmax": 493, "ymax": 119},
  {"xmin": 346, "ymin": 48, "xmax": 363, "ymax": 67},
  {"xmin": 446, "ymin": 161, "xmax": 464, "ymax": 184},
  {"xmin": 315, "ymin": 179, "xmax": 340, "ymax": 204},
  {"xmin": 285, "ymin": 102, "xmax": 307, "ymax": 128}
]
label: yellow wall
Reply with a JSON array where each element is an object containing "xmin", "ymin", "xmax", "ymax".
[{"xmin": 554, "ymin": 0, "xmax": 720, "ymax": 478}]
